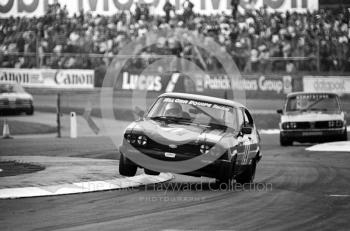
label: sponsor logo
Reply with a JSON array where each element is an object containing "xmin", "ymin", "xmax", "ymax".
[
  {"xmin": 258, "ymin": 76, "xmax": 283, "ymax": 94},
  {"xmin": 200, "ymin": 74, "xmax": 289, "ymax": 94},
  {"xmin": 122, "ymin": 72, "xmax": 162, "ymax": 91},
  {"xmin": 0, "ymin": 69, "xmax": 35, "ymax": 84},
  {"xmin": 0, "ymin": 0, "xmax": 318, "ymax": 17},
  {"xmin": 303, "ymin": 76, "xmax": 350, "ymax": 94},
  {"xmin": 55, "ymin": 70, "xmax": 94, "ymax": 86},
  {"xmin": 169, "ymin": 144, "xmax": 178, "ymax": 149}
]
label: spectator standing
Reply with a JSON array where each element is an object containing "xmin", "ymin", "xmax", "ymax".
[
  {"xmin": 163, "ymin": 0, "xmax": 175, "ymax": 24},
  {"xmin": 134, "ymin": 3, "xmax": 141, "ymax": 22},
  {"xmin": 183, "ymin": 0, "xmax": 194, "ymax": 22},
  {"xmin": 231, "ymin": 0, "xmax": 240, "ymax": 19}
]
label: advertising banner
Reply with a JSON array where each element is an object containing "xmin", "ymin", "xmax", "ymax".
[
  {"xmin": 116, "ymin": 70, "xmax": 293, "ymax": 99},
  {"xmin": 303, "ymin": 76, "xmax": 350, "ymax": 95},
  {"xmin": 0, "ymin": 68, "xmax": 94, "ymax": 89},
  {"xmin": 0, "ymin": 0, "xmax": 319, "ymax": 17}
]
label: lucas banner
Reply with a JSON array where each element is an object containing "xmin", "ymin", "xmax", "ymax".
[
  {"xmin": 116, "ymin": 70, "xmax": 294, "ymax": 98},
  {"xmin": 0, "ymin": 0, "xmax": 319, "ymax": 17},
  {"xmin": 0, "ymin": 68, "xmax": 95, "ymax": 89}
]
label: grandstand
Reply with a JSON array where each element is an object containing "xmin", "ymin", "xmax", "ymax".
[{"xmin": 0, "ymin": 1, "xmax": 350, "ymax": 75}]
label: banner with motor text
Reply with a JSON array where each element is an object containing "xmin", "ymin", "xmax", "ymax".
[
  {"xmin": 0, "ymin": 0, "xmax": 319, "ymax": 17},
  {"xmin": 0, "ymin": 68, "xmax": 94, "ymax": 89},
  {"xmin": 116, "ymin": 70, "xmax": 295, "ymax": 99}
]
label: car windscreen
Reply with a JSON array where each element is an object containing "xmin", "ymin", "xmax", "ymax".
[
  {"xmin": 286, "ymin": 94, "xmax": 340, "ymax": 113},
  {"xmin": 0, "ymin": 83, "xmax": 25, "ymax": 94},
  {"xmin": 147, "ymin": 97, "xmax": 239, "ymax": 130}
]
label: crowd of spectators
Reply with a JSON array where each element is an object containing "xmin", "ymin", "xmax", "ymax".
[{"xmin": 1, "ymin": 2, "xmax": 350, "ymax": 73}]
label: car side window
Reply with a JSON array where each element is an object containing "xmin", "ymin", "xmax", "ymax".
[
  {"xmin": 237, "ymin": 108, "xmax": 245, "ymax": 128},
  {"xmin": 243, "ymin": 109, "xmax": 254, "ymax": 126}
]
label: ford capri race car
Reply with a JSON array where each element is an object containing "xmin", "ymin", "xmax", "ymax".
[
  {"xmin": 119, "ymin": 93, "xmax": 262, "ymax": 184},
  {"xmin": 278, "ymin": 92, "xmax": 347, "ymax": 146},
  {"xmin": 0, "ymin": 82, "xmax": 34, "ymax": 115}
]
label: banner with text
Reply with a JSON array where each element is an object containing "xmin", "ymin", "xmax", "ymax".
[
  {"xmin": 0, "ymin": 0, "xmax": 319, "ymax": 17},
  {"xmin": 0, "ymin": 68, "xmax": 94, "ymax": 89},
  {"xmin": 117, "ymin": 70, "xmax": 294, "ymax": 98},
  {"xmin": 303, "ymin": 76, "xmax": 350, "ymax": 95}
]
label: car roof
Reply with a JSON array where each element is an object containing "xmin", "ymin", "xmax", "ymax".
[
  {"xmin": 287, "ymin": 92, "xmax": 339, "ymax": 97},
  {"xmin": 159, "ymin": 92, "xmax": 247, "ymax": 109}
]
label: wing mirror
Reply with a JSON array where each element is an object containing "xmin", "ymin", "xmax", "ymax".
[
  {"xmin": 242, "ymin": 125, "xmax": 253, "ymax": 135},
  {"xmin": 277, "ymin": 109, "xmax": 283, "ymax": 114}
]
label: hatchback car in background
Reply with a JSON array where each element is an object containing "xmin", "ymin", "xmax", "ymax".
[
  {"xmin": 0, "ymin": 82, "xmax": 34, "ymax": 115},
  {"xmin": 278, "ymin": 92, "xmax": 347, "ymax": 146},
  {"xmin": 119, "ymin": 93, "xmax": 262, "ymax": 184}
]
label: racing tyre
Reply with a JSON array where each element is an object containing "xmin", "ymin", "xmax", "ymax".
[
  {"xmin": 119, "ymin": 153, "xmax": 137, "ymax": 177},
  {"xmin": 144, "ymin": 168, "xmax": 160, "ymax": 175},
  {"xmin": 26, "ymin": 106, "xmax": 34, "ymax": 116},
  {"xmin": 235, "ymin": 159, "xmax": 256, "ymax": 184},
  {"xmin": 280, "ymin": 134, "xmax": 292, "ymax": 146},
  {"xmin": 341, "ymin": 129, "xmax": 348, "ymax": 141}
]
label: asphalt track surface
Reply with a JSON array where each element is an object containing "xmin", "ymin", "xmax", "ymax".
[{"xmin": 1, "ymin": 133, "xmax": 350, "ymax": 231}]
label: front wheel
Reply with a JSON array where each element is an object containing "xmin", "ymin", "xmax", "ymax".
[
  {"xmin": 144, "ymin": 168, "xmax": 160, "ymax": 175},
  {"xmin": 280, "ymin": 134, "xmax": 293, "ymax": 146},
  {"xmin": 340, "ymin": 129, "xmax": 348, "ymax": 141},
  {"xmin": 235, "ymin": 160, "xmax": 256, "ymax": 184},
  {"xmin": 119, "ymin": 153, "xmax": 137, "ymax": 177},
  {"xmin": 26, "ymin": 105, "xmax": 34, "ymax": 116}
]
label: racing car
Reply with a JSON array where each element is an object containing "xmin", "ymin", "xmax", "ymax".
[
  {"xmin": 0, "ymin": 82, "xmax": 34, "ymax": 115},
  {"xmin": 119, "ymin": 93, "xmax": 262, "ymax": 184},
  {"xmin": 277, "ymin": 92, "xmax": 347, "ymax": 146}
]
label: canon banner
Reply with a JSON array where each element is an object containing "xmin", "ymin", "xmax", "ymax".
[
  {"xmin": 303, "ymin": 76, "xmax": 350, "ymax": 95},
  {"xmin": 0, "ymin": 68, "xmax": 94, "ymax": 89},
  {"xmin": 0, "ymin": 0, "xmax": 318, "ymax": 17}
]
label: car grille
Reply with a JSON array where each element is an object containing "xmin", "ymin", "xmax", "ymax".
[
  {"xmin": 290, "ymin": 121, "xmax": 342, "ymax": 129},
  {"xmin": 15, "ymin": 99, "xmax": 31, "ymax": 106},
  {"xmin": 146, "ymin": 138, "xmax": 201, "ymax": 156},
  {"xmin": 315, "ymin": 121, "xmax": 329, "ymax": 129},
  {"xmin": 295, "ymin": 122, "xmax": 310, "ymax": 129}
]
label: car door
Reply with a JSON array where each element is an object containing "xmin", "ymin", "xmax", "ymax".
[{"xmin": 239, "ymin": 108, "xmax": 258, "ymax": 165}]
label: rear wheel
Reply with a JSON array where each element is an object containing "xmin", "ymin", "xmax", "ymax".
[
  {"xmin": 280, "ymin": 134, "xmax": 293, "ymax": 146},
  {"xmin": 235, "ymin": 159, "xmax": 256, "ymax": 184},
  {"xmin": 119, "ymin": 153, "xmax": 137, "ymax": 177}
]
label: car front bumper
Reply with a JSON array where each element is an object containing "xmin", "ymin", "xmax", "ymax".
[
  {"xmin": 119, "ymin": 145, "xmax": 239, "ymax": 180},
  {"xmin": 280, "ymin": 127, "xmax": 346, "ymax": 141}
]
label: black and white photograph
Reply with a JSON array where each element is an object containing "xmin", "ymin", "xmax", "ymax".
[{"xmin": 0, "ymin": 0, "xmax": 350, "ymax": 230}]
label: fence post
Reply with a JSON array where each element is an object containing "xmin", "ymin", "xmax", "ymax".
[
  {"xmin": 57, "ymin": 93, "xmax": 61, "ymax": 138},
  {"xmin": 317, "ymin": 38, "xmax": 321, "ymax": 72}
]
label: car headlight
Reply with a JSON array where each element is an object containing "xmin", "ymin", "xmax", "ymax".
[
  {"xmin": 137, "ymin": 135, "xmax": 147, "ymax": 146},
  {"xmin": 200, "ymin": 144, "xmax": 211, "ymax": 154},
  {"xmin": 125, "ymin": 134, "xmax": 147, "ymax": 146},
  {"xmin": 329, "ymin": 120, "xmax": 343, "ymax": 128},
  {"xmin": 282, "ymin": 122, "xmax": 297, "ymax": 130}
]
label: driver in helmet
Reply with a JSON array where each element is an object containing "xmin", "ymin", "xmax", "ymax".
[{"xmin": 164, "ymin": 102, "xmax": 183, "ymax": 117}]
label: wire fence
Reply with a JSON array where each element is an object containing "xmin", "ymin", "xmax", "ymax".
[{"xmin": 0, "ymin": 51, "xmax": 323, "ymax": 74}]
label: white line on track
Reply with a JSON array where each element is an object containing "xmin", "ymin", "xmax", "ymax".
[
  {"xmin": 0, "ymin": 168, "xmax": 2, "ymax": 173},
  {"xmin": 329, "ymin": 195, "xmax": 350, "ymax": 197},
  {"xmin": 0, "ymin": 173, "xmax": 173, "ymax": 199},
  {"xmin": 306, "ymin": 141, "xmax": 350, "ymax": 152}
]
